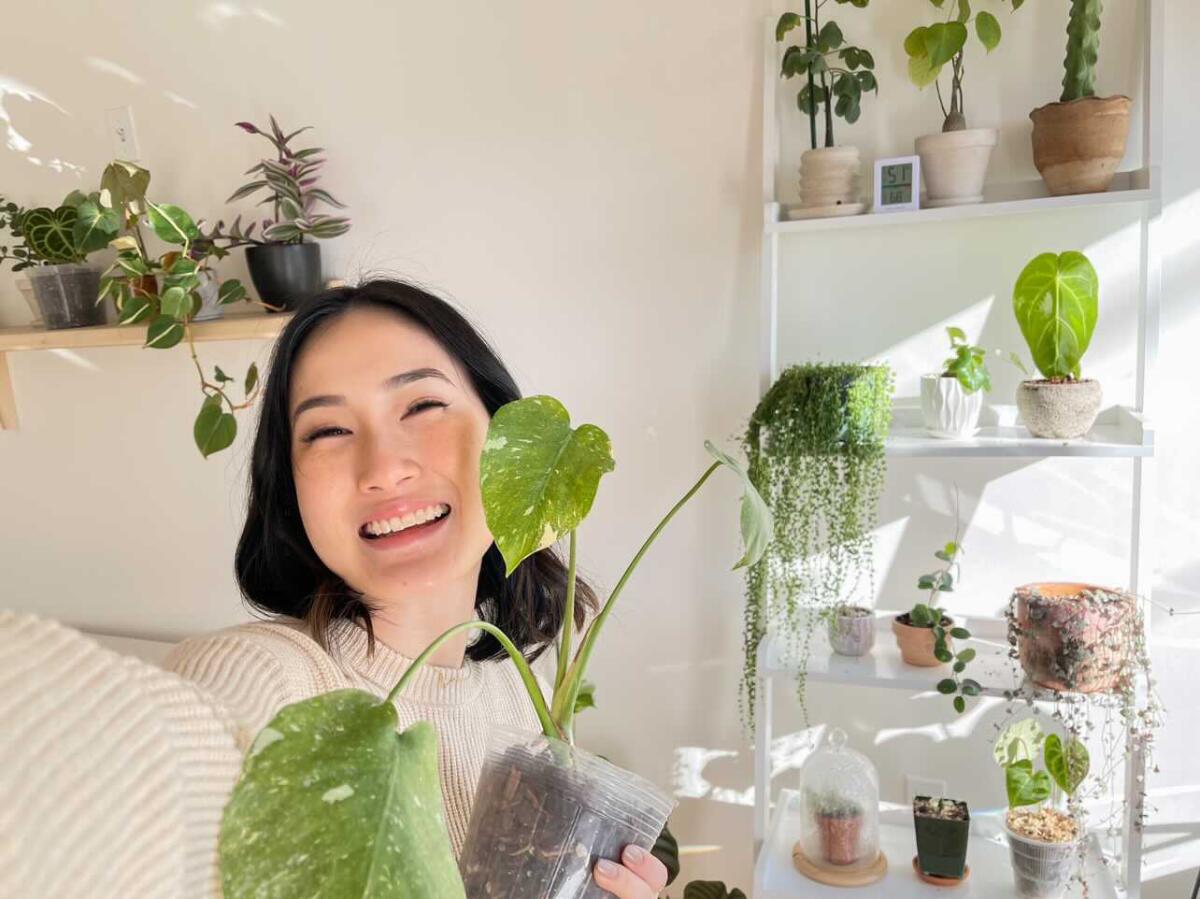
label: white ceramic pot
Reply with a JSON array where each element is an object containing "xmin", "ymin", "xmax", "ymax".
[
  {"xmin": 915, "ymin": 128, "xmax": 998, "ymax": 208},
  {"xmin": 920, "ymin": 374, "xmax": 984, "ymax": 438},
  {"xmin": 192, "ymin": 268, "xmax": 225, "ymax": 322},
  {"xmin": 799, "ymin": 146, "xmax": 862, "ymax": 209}
]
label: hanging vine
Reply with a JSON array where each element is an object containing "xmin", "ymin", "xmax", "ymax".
[{"xmin": 739, "ymin": 362, "xmax": 892, "ymax": 730}]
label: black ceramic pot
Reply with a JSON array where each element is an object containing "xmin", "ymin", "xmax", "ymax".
[
  {"xmin": 245, "ymin": 242, "xmax": 322, "ymax": 313},
  {"xmin": 913, "ymin": 796, "xmax": 969, "ymax": 879}
]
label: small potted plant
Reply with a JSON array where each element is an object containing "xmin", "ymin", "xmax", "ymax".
[
  {"xmin": 828, "ymin": 604, "xmax": 875, "ymax": 657},
  {"xmin": 776, "ymin": 2, "xmax": 878, "ymax": 218},
  {"xmin": 217, "ymin": 396, "xmax": 773, "ymax": 896},
  {"xmin": 994, "ymin": 718, "xmax": 1089, "ymax": 899},
  {"xmin": 1012, "ymin": 250, "xmax": 1101, "ymax": 439},
  {"xmin": 921, "ymin": 326, "xmax": 1028, "ymax": 438},
  {"xmin": 811, "ymin": 791, "xmax": 864, "ymax": 866},
  {"xmin": 0, "ymin": 195, "xmax": 43, "ymax": 325},
  {"xmin": 10, "ymin": 189, "xmax": 119, "ymax": 329},
  {"xmin": 212, "ymin": 115, "xmax": 351, "ymax": 311},
  {"xmin": 1031, "ymin": 0, "xmax": 1131, "ymax": 196},
  {"xmin": 903, "ymin": 0, "xmax": 1024, "ymax": 207},
  {"xmin": 913, "ymin": 796, "xmax": 969, "ymax": 881}
]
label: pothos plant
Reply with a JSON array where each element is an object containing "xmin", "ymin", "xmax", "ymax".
[
  {"xmin": 903, "ymin": 0, "xmax": 1025, "ymax": 132},
  {"xmin": 776, "ymin": 0, "xmax": 878, "ymax": 151},
  {"xmin": 217, "ymin": 395, "xmax": 773, "ymax": 897},
  {"xmin": 740, "ymin": 362, "xmax": 892, "ymax": 728},
  {"xmin": 97, "ymin": 160, "xmax": 260, "ymax": 458}
]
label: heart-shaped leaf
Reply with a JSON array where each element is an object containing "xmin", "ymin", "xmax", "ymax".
[
  {"xmin": 1012, "ymin": 251, "xmax": 1099, "ymax": 380},
  {"xmin": 1044, "ymin": 733, "xmax": 1090, "ymax": 797},
  {"xmin": 101, "ymin": 160, "xmax": 150, "ymax": 214},
  {"xmin": 480, "ymin": 395, "xmax": 615, "ymax": 576},
  {"xmin": 194, "ymin": 394, "xmax": 237, "ymax": 457},
  {"xmin": 22, "ymin": 206, "xmax": 79, "ymax": 262},
  {"xmin": 1005, "ymin": 759, "xmax": 1052, "ymax": 808},
  {"xmin": 976, "ymin": 10, "xmax": 1002, "ymax": 51},
  {"xmin": 145, "ymin": 313, "xmax": 184, "ymax": 349},
  {"xmin": 218, "ymin": 278, "xmax": 248, "ymax": 305},
  {"xmin": 147, "ymin": 202, "xmax": 201, "ymax": 245},
  {"xmin": 703, "ymin": 440, "xmax": 773, "ymax": 569},
  {"xmin": 923, "ymin": 22, "xmax": 967, "ymax": 68},
  {"xmin": 220, "ymin": 689, "xmax": 466, "ymax": 898},
  {"xmin": 73, "ymin": 200, "xmax": 120, "ymax": 254},
  {"xmin": 994, "ymin": 717, "xmax": 1044, "ymax": 767}
]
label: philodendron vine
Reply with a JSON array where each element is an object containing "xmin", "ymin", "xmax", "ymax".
[{"xmin": 219, "ymin": 395, "xmax": 772, "ymax": 897}]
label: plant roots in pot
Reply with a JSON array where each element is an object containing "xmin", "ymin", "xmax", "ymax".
[
  {"xmin": 1005, "ymin": 809, "xmax": 1079, "ymax": 899},
  {"xmin": 458, "ymin": 725, "xmax": 675, "ymax": 898},
  {"xmin": 913, "ymin": 796, "xmax": 969, "ymax": 880},
  {"xmin": 27, "ymin": 264, "xmax": 104, "ymax": 330},
  {"xmin": 246, "ymin": 242, "xmax": 322, "ymax": 312}
]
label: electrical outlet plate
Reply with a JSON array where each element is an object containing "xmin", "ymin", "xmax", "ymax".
[
  {"xmin": 905, "ymin": 774, "xmax": 947, "ymax": 806},
  {"xmin": 106, "ymin": 105, "xmax": 140, "ymax": 160}
]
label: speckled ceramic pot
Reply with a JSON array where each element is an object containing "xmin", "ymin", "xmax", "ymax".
[
  {"xmin": 828, "ymin": 607, "xmax": 875, "ymax": 657},
  {"xmin": 1016, "ymin": 380, "xmax": 1101, "ymax": 439}
]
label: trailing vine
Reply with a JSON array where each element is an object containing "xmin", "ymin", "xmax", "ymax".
[{"xmin": 739, "ymin": 362, "xmax": 892, "ymax": 730}]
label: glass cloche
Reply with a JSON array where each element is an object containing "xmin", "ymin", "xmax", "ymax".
[{"xmin": 796, "ymin": 727, "xmax": 881, "ymax": 872}]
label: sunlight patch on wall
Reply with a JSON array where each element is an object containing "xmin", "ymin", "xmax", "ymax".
[
  {"xmin": 48, "ymin": 349, "xmax": 102, "ymax": 372},
  {"xmin": 84, "ymin": 58, "xmax": 143, "ymax": 86},
  {"xmin": 0, "ymin": 75, "xmax": 67, "ymax": 155}
]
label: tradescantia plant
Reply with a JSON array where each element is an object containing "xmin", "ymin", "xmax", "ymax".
[
  {"xmin": 740, "ymin": 363, "xmax": 892, "ymax": 728},
  {"xmin": 97, "ymin": 160, "xmax": 260, "ymax": 458},
  {"xmin": 218, "ymin": 395, "xmax": 772, "ymax": 896},
  {"xmin": 776, "ymin": 0, "xmax": 877, "ymax": 151},
  {"xmin": 904, "ymin": 0, "xmax": 1025, "ymax": 131},
  {"xmin": 1012, "ymin": 251, "xmax": 1099, "ymax": 381}
]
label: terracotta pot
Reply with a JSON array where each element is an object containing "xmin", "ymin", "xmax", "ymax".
[
  {"xmin": 892, "ymin": 614, "xmax": 952, "ymax": 667},
  {"xmin": 1030, "ymin": 96, "xmax": 1132, "ymax": 196},
  {"xmin": 817, "ymin": 812, "xmax": 863, "ymax": 866},
  {"xmin": 1013, "ymin": 583, "xmax": 1134, "ymax": 693},
  {"xmin": 915, "ymin": 127, "xmax": 998, "ymax": 207},
  {"xmin": 1017, "ymin": 379, "xmax": 1102, "ymax": 439}
]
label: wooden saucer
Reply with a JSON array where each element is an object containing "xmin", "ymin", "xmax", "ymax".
[
  {"xmin": 792, "ymin": 843, "xmax": 887, "ymax": 886},
  {"xmin": 911, "ymin": 856, "xmax": 971, "ymax": 887}
]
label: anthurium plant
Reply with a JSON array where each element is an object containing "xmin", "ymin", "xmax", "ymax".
[
  {"xmin": 11, "ymin": 188, "xmax": 119, "ymax": 265},
  {"xmin": 993, "ymin": 717, "xmax": 1090, "ymax": 812},
  {"xmin": 97, "ymin": 160, "xmax": 261, "ymax": 458},
  {"xmin": 219, "ymin": 395, "xmax": 772, "ymax": 896},
  {"xmin": 1012, "ymin": 251, "xmax": 1099, "ymax": 381}
]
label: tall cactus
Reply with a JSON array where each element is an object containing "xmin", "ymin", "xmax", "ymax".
[{"xmin": 1061, "ymin": 0, "xmax": 1102, "ymax": 102}]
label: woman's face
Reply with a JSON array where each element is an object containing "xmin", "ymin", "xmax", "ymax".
[{"xmin": 288, "ymin": 306, "xmax": 495, "ymax": 601}]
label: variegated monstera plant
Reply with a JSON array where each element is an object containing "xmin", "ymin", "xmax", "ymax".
[{"xmin": 218, "ymin": 395, "xmax": 772, "ymax": 898}]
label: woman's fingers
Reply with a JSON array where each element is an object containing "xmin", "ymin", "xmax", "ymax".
[{"xmin": 592, "ymin": 844, "xmax": 669, "ymax": 897}]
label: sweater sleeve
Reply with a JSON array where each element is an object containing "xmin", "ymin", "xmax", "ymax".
[{"xmin": 162, "ymin": 629, "xmax": 312, "ymax": 754}]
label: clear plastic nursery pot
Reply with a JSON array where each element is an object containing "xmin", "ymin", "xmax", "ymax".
[
  {"xmin": 1004, "ymin": 811, "xmax": 1080, "ymax": 899},
  {"xmin": 795, "ymin": 728, "xmax": 880, "ymax": 872},
  {"xmin": 26, "ymin": 264, "xmax": 104, "ymax": 329},
  {"xmin": 458, "ymin": 724, "xmax": 676, "ymax": 899}
]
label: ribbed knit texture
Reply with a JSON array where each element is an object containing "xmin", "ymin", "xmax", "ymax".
[
  {"xmin": 161, "ymin": 615, "xmax": 546, "ymax": 858},
  {"xmin": 0, "ymin": 610, "xmax": 243, "ymax": 899}
]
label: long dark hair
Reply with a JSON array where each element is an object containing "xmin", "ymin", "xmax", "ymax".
[{"xmin": 234, "ymin": 278, "xmax": 599, "ymax": 664}]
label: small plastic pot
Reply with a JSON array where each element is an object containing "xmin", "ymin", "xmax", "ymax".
[
  {"xmin": 26, "ymin": 264, "xmax": 104, "ymax": 329},
  {"xmin": 458, "ymin": 724, "xmax": 676, "ymax": 898},
  {"xmin": 828, "ymin": 607, "xmax": 875, "ymax": 657},
  {"xmin": 913, "ymin": 796, "xmax": 969, "ymax": 880},
  {"xmin": 1005, "ymin": 819, "xmax": 1079, "ymax": 899}
]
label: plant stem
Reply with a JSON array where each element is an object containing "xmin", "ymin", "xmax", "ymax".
[
  {"xmin": 804, "ymin": 0, "xmax": 817, "ymax": 150},
  {"xmin": 552, "ymin": 460, "xmax": 722, "ymax": 732},
  {"xmin": 554, "ymin": 530, "xmax": 578, "ymax": 694},
  {"xmin": 387, "ymin": 619, "xmax": 559, "ymax": 740}
]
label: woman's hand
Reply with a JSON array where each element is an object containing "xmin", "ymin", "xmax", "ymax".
[{"xmin": 592, "ymin": 844, "xmax": 669, "ymax": 897}]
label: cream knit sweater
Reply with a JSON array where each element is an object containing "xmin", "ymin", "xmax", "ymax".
[{"xmin": 161, "ymin": 614, "xmax": 546, "ymax": 858}]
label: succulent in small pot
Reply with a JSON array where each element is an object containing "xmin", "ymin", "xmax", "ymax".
[
  {"xmin": 813, "ymin": 794, "xmax": 864, "ymax": 866},
  {"xmin": 776, "ymin": 3, "xmax": 878, "ymax": 217},
  {"xmin": 903, "ymin": 0, "xmax": 1026, "ymax": 206},
  {"xmin": 994, "ymin": 718, "xmax": 1089, "ymax": 899},
  {"xmin": 913, "ymin": 796, "xmax": 969, "ymax": 880},
  {"xmin": 1012, "ymin": 251, "xmax": 1101, "ymax": 439},
  {"xmin": 1031, "ymin": 0, "xmax": 1131, "ymax": 196},
  {"xmin": 1011, "ymin": 582, "xmax": 1134, "ymax": 693},
  {"xmin": 828, "ymin": 605, "xmax": 875, "ymax": 657},
  {"xmin": 209, "ymin": 115, "xmax": 351, "ymax": 312},
  {"xmin": 921, "ymin": 326, "xmax": 1028, "ymax": 439}
]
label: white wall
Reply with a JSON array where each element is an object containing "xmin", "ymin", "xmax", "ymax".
[{"xmin": 1, "ymin": 1, "xmax": 1196, "ymax": 895}]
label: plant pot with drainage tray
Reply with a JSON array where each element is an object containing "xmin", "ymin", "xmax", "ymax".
[
  {"xmin": 217, "ymin": 394, "xmax": 772, "ymax": 897},
  {"xmin": 913, "ymin": 796, "xmax": 970, "ymax": 881}
]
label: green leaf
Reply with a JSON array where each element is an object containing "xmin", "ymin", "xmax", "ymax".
[
  {"xmin": 169, "ymin": 256, "xmax": 199, "ymax": 276},
  {"xmin": 480, "ymin": 396, "xmax": 615, "ymax": 577},
  {"xmin": 117, "ymin": 293, "xmax": 152, "ymax": 325},
  {"xmin": 776, "ymin": 12, "xmax": 803, "ymax": 42},
  {"xmin": 976, "ymin": 10, "xmax": 1002, "ymax": 50},
  {"xmin": 160, "ymin": 285, "xmax": 192, "ymax": 320},
  {"xmin": 572, "ymin": 679, "xmax": 596, "ymax": 714},
  {"xmin": 144, "ymin": 314, "xmax": 184, "ymax": 349},
  {"xmin": 950, "ymin": 627, "xmax": 971, "ymax": 639},
  {"xmin": 1012, "ymin": 251, "xmax": 1099, "ymax": 380},
  {"xmin": 1006, "ymin": 759, "xmax": 1052, "ymax": 808},
  {"xmin": 244, "ymin": 361, "xmax": 259, "ymax": 396},
  {"xmin": 956, "ymin": 648, "xmax": 976, "ymax": 663},
  {"xmin": 684, "ymin": 883, "xmax": 747, "ymax": 899},
  {"xmin": 652, "ymin": 823, "xmax": 680, "ymax": 887},
  {"xmin": 937, "ymin": 678, "xmax": 957, "ymax": 694},
  {"xmin": 934, "ymin": 646, "xmax": 953, "ymax": 663},
  {"xmin": 917, "ymin": 574, "xmax": 936, "ymax": 591},
  {"xmin": 147, "ymin": 202, "xmax": 201, "ymax": 245},
  {"xmin": 213, "ymin": 365, "xmax": 234, "ymax": 384},
  {"xmin": 953, "ymin": 660, "xmax": 966, "ymax": 673},
  {"xmin": 934, "ymin": 550, "xmax": 953, "ymax": 562},
  {"xmin": 817, "ymin": 20, "xmax": 844, "ymax": 52},
  {"xmin": 22, "ymin": 206, "xmax": 80, "ymax": 263},
  {"xmin": 218, "ymin": 278, "xmax": 247, "ymax": 305},
  {"xmin": 194, "ymin": 395, "xmax": 237, "ymax": 457},
  {"xmin": 957, "ymin": 0, "xmax": 972, "ymax": 22},
  {"xmin": 953, "ymin": 695, "xmax": 966, "ymax": 714},
  {"xmin": 1044, "ymin": 734, "xmax": 1090, "ymax": 796},
  {"xmin": 908, "ymin": 52, "xmax": 942, "ymax": 88},
  {"xmin": 994, "ymin": 718, "xmax": 1044, "ymax": 767},
  {"xmin": 704, "ymin": 440, "xmax": 773, "ymax": 570},
  {"xmin": 100, "ymin": 160, "xmax": 150, "ymax": 213},
  {"xmin": 219, "ymin": 690, "xmax": 466, "ymax": 897},
  {"xmin": 961, "ymin": 679, "xmax": 982, "ymax": 696},
  {"xmin": 904, "ymin": 26, "xmax": 930, "ymax": 58},
  {"xmin": 923, "ymin": 22, "xmax": 967, "ymax": 68},
  {"xmin": 946, "ymin": 326, "xmax": 967, "ymax": 344},
  {"xmin": 72, "ymin": 200, "xmax": 120, "ymax": 254}
]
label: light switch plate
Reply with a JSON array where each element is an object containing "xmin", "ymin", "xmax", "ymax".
[
  {"xmin": 106, "ymin": 105, "xmax": 140, "ymax": 160},
  {"xmin": 905, "ymin": 774, "xmax": 947, "ymax": 805}
]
